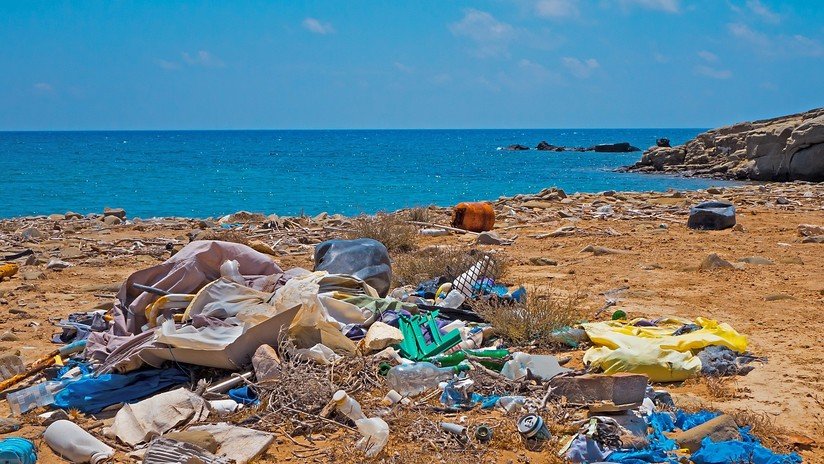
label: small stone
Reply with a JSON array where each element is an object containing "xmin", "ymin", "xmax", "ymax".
[
  {"xmin": 0, "ymin": 331, "xmax": 20, "ymax": 341},
  {"xmin": 252, "ymin": 344, "xmax": 281, "ymax": 382},
  {"xmin": 602, "ymin": 190, "xmax": 616, "ymax": 197},
  {"xmin": 65, "ymin": 211, "xmax": 83, "ymax": 220},
  {"xmin": 48, "ymin": 213, "xmax": 64, "ymax": 221},
  {"xmin": 732, "ymin": 224, "xmax": 745, "ymax": 232},
  {"xmin": 706, "ymin": 187, "xmax": 723, "ymax": 194},
  {"xmin": 798, "ymin": 224, "xmax": 824, "ymax": 237},
  {"xmin": 20, "ymin": 227, "xmax": 42, "ymax": 240},
  {"xmin": 529, "ymin": 257, "xmax": 558, "ymax": 266},
  {"xmin": 103, "ymin": 215, "xmax": 122, "ymax": 226},
  {"xmin": 764, "ymin": 293, "xmax": 794, "ymax": 301},
  {"xmin": 312, "ymin": 212, "xmax": 328, "ymax": 222},
  {"xmin": 776, "ymin": 196, "xmax": 789, "ymax": 205},
  {"xmin": 0, "ymin": 417, "xmax": 21, "ymax": 434},
  {"xmin": 548, "ymin": 225, "xmax": 576, "ymax": 237},
  {"xmin": 60, "ymin": 246, "xmax": 84, "ymax": 259},
  {"xmin": 47, "ymin": 258, "xmax": 73, "ymax": 270},
  {"xmin": 476, "ymin": 231, "xmax": 506, "ymax": 245},
  {"xmin": 738, "ymin": 256, "xmax": 773, "ymax": 265},
  {"xmin": 103, "ymin": 207, "xmax": 126, "ymax": 219},
  {"xmin": 699, "ymin": 253, "xmax": 736, "ymax": 271},
  {"xmin": 21, "ymin": 269, "xmax": 45, "ymax": 281}
]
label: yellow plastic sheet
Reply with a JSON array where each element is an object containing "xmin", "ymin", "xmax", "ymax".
[{"xmin": 582, "ymin": 317, "xmax": 748, "ymax": 382}]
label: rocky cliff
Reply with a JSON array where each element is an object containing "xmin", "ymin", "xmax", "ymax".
[{"xmin": 627, "ymin": 108, "xmax": 824, "ymax": 181}]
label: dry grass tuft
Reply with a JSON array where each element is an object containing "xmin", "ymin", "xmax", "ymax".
[
  {"xmin": 345, "ymin": 213, "xmax": 419, "ymax": 254},
  {"xmin": 392, "ymin": 246, "xmax": 507, "ymax": 287},
  {"xmin": 473, "ymin": 287, "xmax": 585, "ymax": 348},
  {"xmin": 731, "ymin": 409, "xmax": 794, "ymax": 454},
  {"xmin": 407, "ymin": 206, "xmax": 432, "ymax": 223}
]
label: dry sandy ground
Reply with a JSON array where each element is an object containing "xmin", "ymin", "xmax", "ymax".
[{"xmin": 0, "ymin": 183, "xmax": 822, "ymax": 463}]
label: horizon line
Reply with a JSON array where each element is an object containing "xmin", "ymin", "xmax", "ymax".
[{"xmin": 0, "ymin": 127, "xmax": 710, "ymax": 133}]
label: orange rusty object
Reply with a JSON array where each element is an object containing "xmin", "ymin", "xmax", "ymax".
[{"xmin": 451, "ymin": 202, "xmax": 495, "ymax": 232}]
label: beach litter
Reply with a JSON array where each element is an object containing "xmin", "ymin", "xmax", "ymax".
[{"xmin": 0, "ymin": 193, "xmax": 805, "ymax": 463}]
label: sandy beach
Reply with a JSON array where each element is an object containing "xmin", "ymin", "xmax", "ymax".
[{"xmin": 1, "ymin": 182, "xmax": 822, "ymax": 463}]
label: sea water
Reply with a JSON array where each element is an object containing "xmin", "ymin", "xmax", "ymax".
[{"xmin": 0, "ymin": 129, "xmax": 738, "ymax": 218}]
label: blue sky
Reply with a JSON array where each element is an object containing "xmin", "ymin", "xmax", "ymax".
[{"xmin": 1, "ymin": 0, "xmax": 822, "ymax": 130}]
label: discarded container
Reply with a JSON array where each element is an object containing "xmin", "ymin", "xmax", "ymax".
[
  {"xmin": 453, "ymin": 255, "xmax": 493, "ymax": 298},
  {"xmin": 381, "ymin": 389, "xmax": 410, "ymax": 406},
  {"xmin": 385, "ymin": 362, "xmax": 469, "ymax": 397},
  {"xmin": 439, "ymin": 290, "xmax": 466, "ymax": 309},
  {"xmin": 0, "ymin": 263, "xmax": 19, "ymax": 279},
  {"xmin": 333, "ymin": 390, "xmax": 367, "ymax": 422},
  {"xmin": 475, "ymin": 424, "xmax": 493, "ymax": 442},
  {"xmin": 355, "ymin": 417, "xmax": 389, "ymax": 457},
  {"xmin": 7, "ymin": 380, "xmax": 64, "ymax": 415},
  {"xmin": 687, "ymin": 201, "xmax": 736, "ymax": 230},
  {"xmin": 209, "ymin": 399, "xmax": 242, "ymax": 416},
  {"xmin": 44, "ymin": 420, "xmax": 114, "ymax": 464},
  {"xmin": 451, "ymin": 202, "xmax": 495, "ymax": 232},
  {"xmin": 517, "ymin": 414, "xmax": 551, "ymax": 441},
  {"xmin": 497, "ymin": 396, "xmax": 526, "ymax": 413},
  {"xmin": 440, "ymin": 422, "xmax": 467, "ymax": 439},
  {"xmin": 432, "ymin": 349, "xmax": 509, "ymax": 370},
  {"xmin": 0, "ymin": 437, "xmax": 37, "ymax": 464}
]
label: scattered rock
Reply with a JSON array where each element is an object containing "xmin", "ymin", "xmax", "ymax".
[
  {"xmin": 476, "ymin": 231, "xmax": 508, "ymax": 245},
  {"xmin": 64, "ymin": 211, "xmax": 83, "ymax": 220},
  {"xmin": 219, "ymin": 211, "xmax": 266, "ymax": 224},
  {"xmin": 504, "ymin": 144, "xmax": 530, "ymax": 151},
  {"xmin": 776, "ymin": 196, "xmax": 790, "ymax": 205},
  {"xmin": 550, "ymin": 373, "xmax": 648, "ymax": 407},
  {"xmin": 103, "ymin": 207, "xmax": 127, "ymax": 219},
  {"xmin": 0, "ymin": 331, "xmax": 20, "ymax": 341},
  {"xmin": 103, "ymin": 215, "xmax": 123, "ymax": 226},
  {"xmin": 801, "ymin": 235, "xmax": 824, "ymax": 243},
  {"xmin": 699, "ymin": 253, "xmax": 738, "ymax": 270},
  {"xmin": 547, "ymin": 225, "xmax": 576, "ymax": 237},
  {"xmin": 737, "ymin": 256, "xmax": 774, "ymax": 265},
  {"xmin": 60, "ymin": 246, "xmax": 84, "ymax": 259},
  {"xmin": 0, "ymin": 417, "xmax": 21, "ymax": 434},
  {"xmin": 764, "ymin": 293, "xmax": 794, "ymax": 301},
  {"xmin": 21, "ymin": 269, "xmax": 46, "ymax": 280},
  {"xmin": 656, "ymin": 138, "xmax": 671, "ymax": 148},
  {"xmin": 47, "ymin": 258, "xmax": 74, "ymax": 270},
  {"xmin": 47, "ymin": 213, "xmax": 64, "ymax": 221},
  {"xmin": 732, "ymin": 224, "xmax": 745, "ymax": 232},
  {"xmin": 591, "ymin": 142, "xmax": 640, "ymax": 153},
  {"xmin": 581, "ymin": 245, "xmax": 630, "ymax": 256},
  {"xmin": 529, "ymin": 257, "xmax": 557, "ymax": 266},
  {"xmin": 798, "ymin": 224, "xmax": 824, "ymax": 237},
  {"xmin": 20, "ymin": 227, "xmax": 42, "ymax": 241}
]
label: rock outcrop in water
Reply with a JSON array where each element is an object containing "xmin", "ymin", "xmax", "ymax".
[{"xmin": 626, "ymin": 107, "xmax": 824, "ymax": 181}]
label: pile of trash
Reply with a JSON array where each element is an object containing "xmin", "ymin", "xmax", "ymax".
[{"xmin": 0, "ymin": 231, "xmax": 801, "ymax": 463}]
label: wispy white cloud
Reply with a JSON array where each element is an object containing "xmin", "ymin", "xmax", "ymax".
[
  {"xmin": 534, "ymin": 0, "xmax": 580, "ymax": 19},
  {"xmin": 745, "ymin": 0, "xmax": 780, "ymax": 23},
  {"xmin": 302, "ymin": 17, "xmax": 335, "ymax": 35},
  {"xmin": 393, "ymin": 62, "xmax": 414, "ymax": 73},
  {"xmin": 619, "ymin": 0, "xmax": 680, "ymax": 13},
  {"xmin": 561, "ymin": 57, "xmax": 599, "ymax": 78},
  {"xmin": 181, "ymin": 50, "xmax": 225, "ymax": 68},
  {"xmin": 33, "ymin": 82, "xmax": 54, "ymax": 94},
  {"xmin": 697, "ymin": 50, "xmax": 718, "ymax": 62},
  {"xmin": 156, "ymin": 59, "xmax": 181, "ymax": 70},
  {"xmin": 653, "ymin": 52, "xmax": 670, "ymax": 63},
  {"xmin": 430, "ymin": 73, "xmax": 452, "ymax": 85},
  {"xmin": 449, "ymin": 9, "xmax": 515, "ymax": 57},
  {"xmin": 728, "ymin": 22, "xmax": 824, "ymax": 57},
  {"xmin": 695, "ymin": 65, "xmax": 732, "ymax": 79}
]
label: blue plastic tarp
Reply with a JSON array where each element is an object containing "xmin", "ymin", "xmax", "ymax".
[{"xmin": 53, "ymin": 367, "xmax": 189, "ymax": 413}]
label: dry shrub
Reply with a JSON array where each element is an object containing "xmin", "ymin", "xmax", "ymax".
[
  {"xmin": 407, "ymin": 206, "xmax": 432, "ymax": 223},
  {"xmin": 473, "ymin": 287, "xmax": 585, "ymax": 348},
  {"xmin": 345, "ymin": 213, "xmax": 418, "ymax": 253},
  {"xmin": 392, "ymin": 246, "xmax": 507, "ymax": 287},
  {"xmin": 702, "ymin": 375, "xmax": 739, "ymax": 400},
  {"xmin": 194, "ymin": 229, "xmax": 251, "ymax": 246},
  {"xmin": 731, "ymin": 409, "xmax": 793, "ymax": 454}
]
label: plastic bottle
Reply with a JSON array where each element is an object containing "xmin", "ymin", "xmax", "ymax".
[
  {"xmin": 385, "ymin": 362, "xmax": 469, "ymax": 397},
  {"xmin": 432, "ymin": 349, "xmax": 510, "ymax": 369},
  {"xmin": 7, "ymin": 381, "xmax": 64, "ymax": 415},
  {"xmin": 332, "ymin": 390, "xmax": 366, "ymax": 422},
  {"xmin": 497, "ymin": 396, "xmax": 526, "ymax": 413},
  {"xmin": 354, "ymin": 417, "xmax": 389, "ymax": 457},
  {"xmin": 439, "ymin": 290, "xmax": 466, "ymax": 309},
  {"xmin": 44, "ymin": 420, "xmax": 114, "ymax": 464}
]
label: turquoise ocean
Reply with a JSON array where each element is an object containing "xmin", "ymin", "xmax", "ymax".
[{"xmin": 0, "ymin": 129, "xmax": 738, "ymax": 219}]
